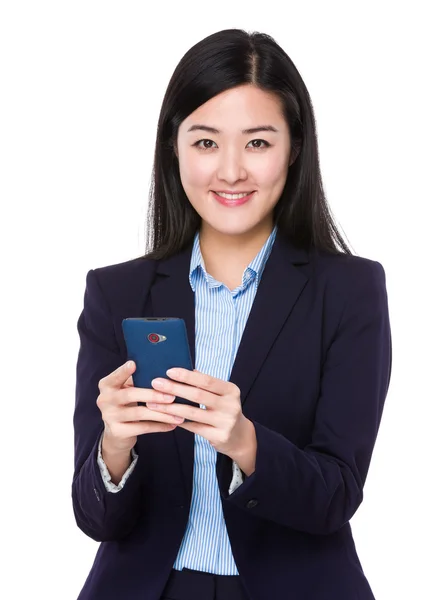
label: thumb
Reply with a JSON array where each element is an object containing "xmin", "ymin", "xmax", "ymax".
[
  {"xmin": 123, "ymin": 374, "xmax": 135, "ymax": 388},
  {"xmin": 100, "ymin": 360, "xmax": 135, "ymax": 391}
]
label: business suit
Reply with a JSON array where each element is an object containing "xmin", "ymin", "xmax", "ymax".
[{"xmin": 72, "ymin": 230, "xmax": 392, "ymax": 599}]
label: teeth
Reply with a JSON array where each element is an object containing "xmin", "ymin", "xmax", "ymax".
[{"xmin": 216, "ymin": 192, "xmax": 252, "ymax": 200}]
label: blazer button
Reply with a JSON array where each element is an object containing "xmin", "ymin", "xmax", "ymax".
[{"xmin": 246, "ymin": 499, "xmax": 258, "ymax": 509}]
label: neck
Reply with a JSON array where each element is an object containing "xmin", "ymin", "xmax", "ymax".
[{"xmin": 198, "ymin": 220, "xmax": 274, "ymax": 285}]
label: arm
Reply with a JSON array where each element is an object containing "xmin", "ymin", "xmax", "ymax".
[
  {"xmin": 72, "ymin": 269, "xmax": 144, "ymax": 542},
  {"xmin": 224, "ymin": 261, "xmax": 392, "ymax": 535}
]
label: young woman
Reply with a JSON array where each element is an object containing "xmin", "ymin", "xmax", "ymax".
[{"xmin": 73, "ymin": 29, "xmax": 392, "ymax": 600}]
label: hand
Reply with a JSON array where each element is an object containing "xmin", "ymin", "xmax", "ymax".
[
  {"xmin": 147, "ymin": 368, "xmax": 253, "ymax": 459},
  {"xmin": 96, "ymin": 361, "xmax": 185, "ymax": 454}
]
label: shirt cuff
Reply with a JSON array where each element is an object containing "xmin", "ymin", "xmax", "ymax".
[
  {"xmin": 97, "ymin": 432, "xmax": 138, "ymax": 493},
  {"xmin": 229, "ymin": 460, "xmax": 245, "ymax": 494}
]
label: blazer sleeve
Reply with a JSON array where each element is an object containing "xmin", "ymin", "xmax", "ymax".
[
  {"xmin": 72, "ymin": 268, "xmax": 145, "ymax": 542},
  {"xmin": 224, "ymin": 260, "xmax": 392, "ymax": 535}
]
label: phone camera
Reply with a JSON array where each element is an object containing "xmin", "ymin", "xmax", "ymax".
[{"xmin": 148, "ymin": 333, "xmax": 160, "ymax": 344}]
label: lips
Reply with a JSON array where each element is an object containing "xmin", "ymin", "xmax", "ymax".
[
  {"xmin": 214, "ymin": 191, "xmax": 255, "ymax": 195},
  {"xmin": 211, "ymin": 190, "xmax": 255, "ymax": 207}
]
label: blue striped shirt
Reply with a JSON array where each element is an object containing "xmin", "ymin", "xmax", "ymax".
[{"xmin": 173, "ymin": 224, "xmax": 278, "ymax": 574}]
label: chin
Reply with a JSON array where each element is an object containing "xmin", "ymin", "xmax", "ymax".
[{"xmin": 203, "ymin": 217, "xmax": 266, "ymax": 237}]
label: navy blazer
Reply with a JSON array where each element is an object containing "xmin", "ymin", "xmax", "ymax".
[{"xmin": 72, "ymin": 232, "xmax": 392, "ymax": 600}]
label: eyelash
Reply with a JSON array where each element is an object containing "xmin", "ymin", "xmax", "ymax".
[{"xmin": 192, "ymin": 138, "xmax": 272, "ymax": 151}]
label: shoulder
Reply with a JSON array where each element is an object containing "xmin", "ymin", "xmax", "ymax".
[
  {"xmin": 82, "ymin": 255, "xmax": 159, "ymax": 315},
  {"xmin": 91, "ymin": 255, "xmax": 157, "ymax": 288},
  {"xmin": 312, "ymin": 247, "xmax": 386, "ymax": 285},
  {"xmin": 308, "ymin": 248, "xmax": 388, "ymax": 311}
]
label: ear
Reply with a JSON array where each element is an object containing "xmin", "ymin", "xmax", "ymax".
[
  {"xmin": 289, "ymin": 143, "xmax": 301, "ymax": 166},
  {"xmin": 289, "ymin": 148, "xmax": 301, "ymax": 167}
]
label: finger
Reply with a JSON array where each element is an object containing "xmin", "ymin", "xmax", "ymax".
[
  {"xmin": 113, "ymin": 420, "xmax": 182, "ymax": 438},
  {"xmin": 175, "ymin": 420, "xmax": 216, "ymax": 440},
  {"xmin": 165, "ymin": 368, "xmax": 231, "ymax": 397},
  {"xmin": 152, "ymin": 377, "xmax": 212, "ymax": 407},
  {"xmin": 120, "ymin": 386, "xmax": 176, "ymax": 406},
  {"xmin": 99, "ymin": 361, "xmax": 136, "ymax": 392},
  {"xmin": 146, "ymin": 401, "xmax": 216, "ymax": 426},
  {"xmin": 119, "ymin": 405, "xmax": 184, "ymax": 425},
  {"xmin": 123, "ymin": 374, "xmax": 134, "ymax": 388}
]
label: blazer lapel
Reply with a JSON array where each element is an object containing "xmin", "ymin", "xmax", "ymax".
[
  {"xmin": 229, "ymin": 233, "xmax": 309, "ymax": 408},
  {"xmin": 216, "ymin": 233, "xmax": 310, "ymax": 492},
  {"xmin": 149, "ymin": 233, "xmax": 310, "ymax": 500}
]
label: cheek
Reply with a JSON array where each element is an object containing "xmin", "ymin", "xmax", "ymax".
[
  {"xmin": 254, "ymin": 153, "xmax": 288, "ymax": 186},
  {"xmin": 179, "ymin": 151, "xmax": 212, "ymax": 188}
]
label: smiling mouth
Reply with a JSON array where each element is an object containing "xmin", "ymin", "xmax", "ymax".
[
  {"xmin": 212, "ymin": 191, "xmax": 255, "ymax": 199},
  {"xmin": 211, "ymin": 191, "xmax": 255, "ymax": 206}
]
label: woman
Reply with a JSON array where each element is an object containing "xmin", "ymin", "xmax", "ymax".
[{"xmin": 72, "ymin": 29, "xmax": 392, "ymax": 600}]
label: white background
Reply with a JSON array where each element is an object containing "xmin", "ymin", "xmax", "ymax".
[{"xmin": 1, "ymin": 1, "xmax": 427, "ymax": 598}]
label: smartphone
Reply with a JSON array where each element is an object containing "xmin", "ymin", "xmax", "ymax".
[{"xmin": 121, "ymin": 317, "xmax": 199, "ymax": 410}]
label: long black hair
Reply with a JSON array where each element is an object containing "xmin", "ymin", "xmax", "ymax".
[{"xmin": 143, "ymin": 29, "xmax": 353, "ymax": 260}]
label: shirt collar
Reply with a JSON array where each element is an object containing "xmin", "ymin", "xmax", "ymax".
[{"xmin": 189, "ymin": 224, "xmax": 278, "ymax": 292}]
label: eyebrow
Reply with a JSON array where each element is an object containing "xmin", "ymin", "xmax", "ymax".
[{"xmin": 186, "ymin": 124, "xmax": 280, "ymax": 135}]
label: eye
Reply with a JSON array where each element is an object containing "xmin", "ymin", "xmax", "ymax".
[
  {"xmin": 192, "ymin": 139, "xmax": 271, "ymax": 151},
  {"xmin": 248, "ymin": 139, "xmax": 271, "ymax": 149},
  {"xmin": 193, "ymin": 139, "xmax": 218, "ymax": 150}
]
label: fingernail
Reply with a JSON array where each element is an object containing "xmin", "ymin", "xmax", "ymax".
[
  {"xmin": 152, "ymin": 378, "xmax": 165, "ymax": 388},
  {"xmin": 166, "ymin": 368, "xmax": 180, "ymax": 377},
  {"xmin": 174, "ymin": 416, "xmax": 184, "ymax": 422}
]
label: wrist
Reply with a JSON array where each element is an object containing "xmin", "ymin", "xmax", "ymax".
[
  {"xmin": 229, "ymin": 418, "xmax": 257, "ymax": 477},
  {"xmin": 101, "ymin": 431, "xmax": 135, "ymax": 458},
  {"xmin": 100, "ymin": 432, "xmax": 135, "ymax": 486}
]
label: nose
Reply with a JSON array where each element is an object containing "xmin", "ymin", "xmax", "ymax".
[{"xmin": 216, "ymin": 147, "xmax": 248, "ymax": 184}]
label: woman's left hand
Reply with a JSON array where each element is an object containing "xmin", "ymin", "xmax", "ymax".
[{"xmin": 146, "ymin": 368, "xmax": 253, "ymax": 459}]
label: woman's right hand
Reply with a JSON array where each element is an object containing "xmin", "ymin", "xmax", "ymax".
[{"xmin": 97, "ymin": 360, "xmax": 184, "ymax": 454}]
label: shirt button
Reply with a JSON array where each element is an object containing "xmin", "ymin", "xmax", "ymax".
[{"xmin": 246, "ymin": 499, "xmax": 258, "ymax": 509}]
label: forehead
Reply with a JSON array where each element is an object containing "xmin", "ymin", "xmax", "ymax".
[{"xmin": 180, "ymin": 85, "xmax": 286, "ymax": 133}]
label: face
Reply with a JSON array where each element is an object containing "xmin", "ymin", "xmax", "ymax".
[{"xmin": 175, "ymin": 84, "xmax": 293, "ymax": 240}]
